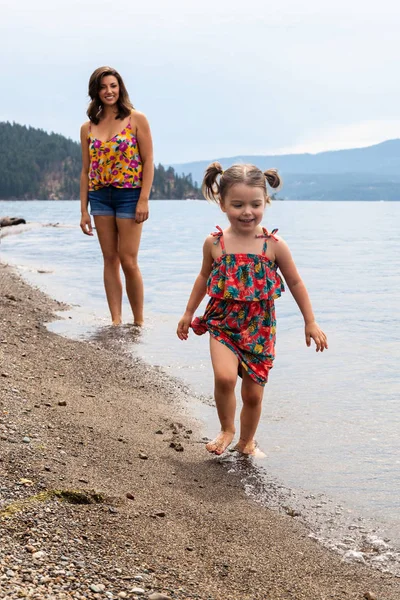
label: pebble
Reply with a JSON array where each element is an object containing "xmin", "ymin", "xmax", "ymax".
[
  {"xmin": 139, "ymin": 452, "xmax": 148, "ymax": 460},
  {"xmin": 364, "ymin": 593, "xmax": 377, "ymax": 600},
  {"xmin": 126, "ymin": 492, "xmax": 135, "ymax": 500},
  {"xmin": 130, "ymin": 587, "xmax": 145, "ymax": 595},
  {"xmin": 133, "ymin": 575, "xmax": 144, "ymax": 582},
  {"xmin": 90, "ymin": 583, "xmax": 106, "ymax": 593},
  {"xmin": 118, "ymin": 593, "xmax": 128, "ymax": 599},
  {"xmin": 32, "ymin": 550, "xmax": 46, "ymax": 560},
  {"xmin": 58, "ymin": 400, "xmax": 67, "ymax": 407},
  {"xmin": 22, "ymin": 436, "xmax": 31, "ymax": 443},
  {"xmin": 148, "ymin": 594, "xmax": 171, "ymax": 600}
]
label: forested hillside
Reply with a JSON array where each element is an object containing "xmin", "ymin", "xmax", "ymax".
[{"xmin": 0, "ymin": 122, "xmax": 201, "ymax": 200}]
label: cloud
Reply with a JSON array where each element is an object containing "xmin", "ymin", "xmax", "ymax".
[{"xmin": 275, "ymin": 120, "xmax": 400, "ymax": 155}]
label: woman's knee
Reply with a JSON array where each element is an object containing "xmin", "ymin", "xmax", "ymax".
[
  {"xmin": 103, "ymin": 253, "xmax": 120, "ymax": 268},
  {"xmin": 119, "ymin": 254, "xmax": 140, "ymax": 274}
]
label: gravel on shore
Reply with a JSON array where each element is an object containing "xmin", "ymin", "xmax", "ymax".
[{"xmin": 0, "ymin": 262, "xmax": 399, "ymax": 600}]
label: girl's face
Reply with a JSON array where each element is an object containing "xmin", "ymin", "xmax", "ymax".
[
  {"xmin": 99, "ymin": 75, "xmax": 119, "ymax": 106},
  {"xmin": 221, "ymin": 183, "xmax": 266, "ymax": 231}
]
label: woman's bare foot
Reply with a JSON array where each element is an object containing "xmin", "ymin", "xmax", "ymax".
[
  {"xmin": 233, "ymin": 439, "xmax": 266, "ymax": 458},
  {"xmin": 206, "ymin": 431, "xmax": 235, "ymax": 455},
  {"xmin": 133, "ymin": 320, "xmax": 144, "ymax": 327},
  {"xmin": 112, "ymin": 319, "xmax": 122, "ymax": 326}
]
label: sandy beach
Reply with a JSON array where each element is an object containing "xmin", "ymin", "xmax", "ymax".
[{"xmin": 1, "ymin": 262, "xmax": 399, "ymax": 600}]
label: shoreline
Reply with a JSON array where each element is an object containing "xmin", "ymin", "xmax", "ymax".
[{"xmin": 1, "ymin": 263, "xmax": 400, "ymax": 600}]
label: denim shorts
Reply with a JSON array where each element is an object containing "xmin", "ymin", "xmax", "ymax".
[{"xmin": 88, "ymin": 186, "xmax": 141, "ymax": 219}]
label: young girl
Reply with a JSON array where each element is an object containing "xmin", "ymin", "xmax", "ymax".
[
  {"xmin": 79, "ymin": 66, "xmax": 154, "ymax": 326},
  {"xmin": 177, "ymin": 162, "xmax": 328, "ymax": 457}
]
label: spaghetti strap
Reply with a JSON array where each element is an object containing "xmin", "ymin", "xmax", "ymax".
[
  {"xmin": 211, "ymin": 226, "xmax": 226, "ymax": 254},
  {"xmin": 255, "ymin": 227, "xmax": 280, "ymax": 256}
]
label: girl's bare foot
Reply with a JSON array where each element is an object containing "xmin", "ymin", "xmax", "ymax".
[
  {"xmin": 234, "ymin": 439, "xmax": 266, "ymax": 458},
  {"xmin": 206, "ymin": 431, "xmax": 235, "ymax": 455},
  {"xmin": 133, "ymin": 320, "xmax": 144, "ymax": 327},
  {"xmin": 112, "ymin": 319, "xmax": 122, "ymax": 326}
]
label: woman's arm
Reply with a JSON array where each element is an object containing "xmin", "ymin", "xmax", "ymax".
[
  {"xmin": 79, "ymin": 122, "xmax": 93, "ymax": 236},
  {"xmin": 134, "ymin": 111, "xmax": 154, "ymax": 224},
  {"xmin": 275, "ymin": 238, "xmax": 328, "ymax": 351},
  {"xmin": 177, "ymin": 237, "xmax": 215, "ymax": 340}
]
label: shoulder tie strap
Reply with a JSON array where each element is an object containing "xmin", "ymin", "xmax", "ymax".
[
  {"xmin": 255, "ymin": 227, "xmax": 279, "ymax": 256},
  {"xmin": 211, "ymin": 225, "xmax": 226, "ymax": 254}
]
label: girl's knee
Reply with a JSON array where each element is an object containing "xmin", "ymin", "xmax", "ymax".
[
  {"xmin": 215, "ymin": 373, "xmax": 237, "ymax": 392},
  {"xmin": 242, "ymin": 390, "xmax": 263, "ymax": 408},
  {"xmin": 103, "ymin": 253, "xmax": 120, "ymax": 267}
]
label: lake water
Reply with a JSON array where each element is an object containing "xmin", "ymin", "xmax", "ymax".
[{"xmin": 1, "ymin": 199, "xmax": 399, "ymax": 572}]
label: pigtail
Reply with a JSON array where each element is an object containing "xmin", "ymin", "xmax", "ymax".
[
  {"xmin": 263, "ymin": 169, "xmax": 281, "ymax": 190},
  {"xmin": 201, "ymin": 162, "xmax": 224, "ymax": 204}
]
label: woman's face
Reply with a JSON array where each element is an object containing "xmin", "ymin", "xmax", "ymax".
[{"xmin": 98, "ymin": 75, "xmax": 119, "ymax": 106}]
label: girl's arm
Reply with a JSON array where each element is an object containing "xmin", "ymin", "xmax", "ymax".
[
  {"xmin": 275, "ymin": 239, "xmax": 328, "ymax": 352},
  {"xmin": 134, "ymin": 111, "xmax": 154, "ymax": 224},
  {"xmin": 79, "ymin": 122, "xmax": 93, "ymax": 236},
  {"xmin": 177, "ymin": 237, "xmax": 214, "ymax": 340}
]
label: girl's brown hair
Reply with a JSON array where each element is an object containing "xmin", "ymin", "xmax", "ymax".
[
  {"xmin": 87, "ymin": 66, "xmax": 133, "ymax": 124},
  {"xmin": 202, "ymin": 162, "xmax": 281, "ymax": 205}
]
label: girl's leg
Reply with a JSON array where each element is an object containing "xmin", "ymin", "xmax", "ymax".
[
  {"xmin": 94, "ymin": 216, "xmax": 122, "ymax": 325},
  {"xmin": 116, "ymin": 218, "xmax": 144, "ymax": 325},
  {"xmin": 208, "ymin": 336, "xmax": 238, "ymax": 455},
  {"xmin": 235, "ymin": 369, "xmax": 264, "ymax": 454}
]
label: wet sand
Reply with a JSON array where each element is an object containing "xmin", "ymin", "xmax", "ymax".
[{"xmin": 1, "ymin": 262, "xmax": 399, "ymax": 600}]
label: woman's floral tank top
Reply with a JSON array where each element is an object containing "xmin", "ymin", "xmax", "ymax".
[
  {"xmin": 207, "ymin": 226, "xmax": 285, "ymax": 302},
  {"xmin": 88, "ymin": 118, "xmax": 143, "ymax": 191}
]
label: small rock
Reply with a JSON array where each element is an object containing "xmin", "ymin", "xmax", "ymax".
[
  {"xmin": 155, "ymin": 429, "xmax": 163, "ymax": 434},
  {"xmin": 22, "ymin": 436, "xmax": 31, "ymax": 444},
  {"xmin": 364, "ymin": 593, "xmax": 377, "ymax": 600},
  {"xmin": 6, "ymin": 570, "xmax": 15, "ymax": 577},
  {"xmin": 186, "ymin": 546, "xmax": 194, "ymax": 551},
  {"xmin": 133, "ymin": 575, "xmax": 144, "ymax": 582},
  {"xmin": 1, "ymin": 372, "xmax": 10, "ymax": 377},
  {"xmin": 154, "ymin": 511, "xmax": 166, "ymax": 517},
  {"xmin": 118, "ymin": 593, "xmax": 128, "ymax": 599},
  {"xmin": 32, "ymin": 550, "xmax": 46, "ymax": 560},
  {"xmin": 109, "ymin": 506, "xmax": 118, "ymax": 514},
  {"xmin": 126, "ymin": 492, "xmax": 135, "ymax": 500},
  {"xmin": 148, "ymin": 594, "xmax": 171, "ymax": 600},
  {"xmin": 139, "ymin": 452, "xmax": 148, "ymax": 460},
  {"xmin": 90, "ymin": 583, "xmax": 106, "ymax": 593},
  {"xmin": 58, "ymin": 400, "xmax": 67, "ymax": 407},
  {"xmin": 174, "ymin": 443, "xmax": 184, "ymax": 452},
  {"xmin": 130, "ymin": 588, "xmax": 145, "ymax": 596}
]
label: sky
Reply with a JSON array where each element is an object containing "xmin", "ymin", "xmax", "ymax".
[{"xmin": 1, "ymin": 0, "xmax": 400, "ymax": 164}]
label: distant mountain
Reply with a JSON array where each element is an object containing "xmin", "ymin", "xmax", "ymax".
[
  {"xmin": 0, "ymin": 122, "xmax": 201, "ymax": 200},
  {"xmin": 170, "ymin": 140, "xmax": 400, "ymax": 200}
]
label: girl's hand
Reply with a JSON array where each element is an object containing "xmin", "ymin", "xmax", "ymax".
[
  {"xmin": 135, "ymin": 198, "xmax": 149, "ymax": 224},
  {"xmin": 305, "ymin": 322, "xmax": 328, "ymax": 352},
  {"xmin": 80, "ymin": 212, "xmax": 93, "ymax": 236},
  {"xmin": 177, "ymin": 313, "xmax": 193, "ymax": 340}
]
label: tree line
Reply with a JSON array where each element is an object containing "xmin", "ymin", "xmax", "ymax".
[{"xmin": 0, "ymin": 122, "xmax": 202, "ymax": 200}]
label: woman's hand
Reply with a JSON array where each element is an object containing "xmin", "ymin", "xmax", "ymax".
[
  {"xmin": 305, "ymin": 322, "xmax": 328, "ymax": 352},
  {"xmin": 135, "ymin": 198, "xmax": 149, "ymax": 224},
  {"xmin": 177, "ymin": 312, "xmax": 193, "ymax": 340},
  {"xmin": 80, "ymin": 212, "xmax": 93, "ymax": 236}
]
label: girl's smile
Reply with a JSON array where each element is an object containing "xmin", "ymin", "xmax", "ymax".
[{"xmin": 221, "ymin": 183, "xmax": 266, "ymax": 232}]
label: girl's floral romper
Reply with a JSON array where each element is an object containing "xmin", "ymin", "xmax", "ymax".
[{"xmin": 191, "ymin": 226, "xmax": 285, "ymax": 386}]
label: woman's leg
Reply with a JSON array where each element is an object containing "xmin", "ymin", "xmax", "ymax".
[
  {"xmin": 207, "ymin": 336, "xmax": 238, "ymax": 454},
  {"xmin": 235, "ymin": 369, "xmax": 264, "ymax": 454},
  {"xmin": 94, "ymin": 216, "xmax": 122, "ymax": 324},
  {"xmin": 116, "ymin": 218, "xmax": 144, "ymax": 325}
]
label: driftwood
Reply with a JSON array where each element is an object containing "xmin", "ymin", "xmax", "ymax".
[{"xmin": 0, "ymin": 216, "xmax": 27, "ymax": 227}]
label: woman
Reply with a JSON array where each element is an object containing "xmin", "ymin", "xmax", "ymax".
[{"xmin": 80, "ymin": 66, "xmax": 154, "ymax": 326}]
